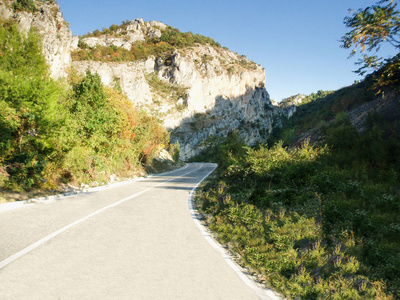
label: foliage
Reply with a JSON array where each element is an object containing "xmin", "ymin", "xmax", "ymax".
[
  {"xmin": 270, "ymin": 81, "xmax": 377, "ymax": 147},
  {"xmin": 68, "ymin": 71, "xmax": 119, "ymax": 153},
  {"xmin": 160, "ymin": 26, "xmax": 220, "ymax": 48},
  {"xmin": 13, "ymin": 0, "xmax": 39, "ymax": 12},
  {"xmin": 371, "ymin": 52, "xmax": 400, "ymax": 92},
  {"xmin": 0, "ymin": 22, "xmax": 65, "ymax": 190},
  {"xmin": 196, "ymin": 118, "xmax": 399, "ymax": 298},
  {"xmin": 73, "ymin": 23, "xmax": 221, "ymax": 63},
  {"xmin": 191, "ymin": 131, "xmax": 246, "ymax": 170},
  {"xmin": 83, "ymin": 22, "xmax": 221, "ymax": 48},
  {"xmin": 169, "ymin": 140, "xmax": 180, "ymax": 162},
  {"xmin": 341, "ymin": 0, "xmax": 400, "ymax": 89},
  {"xmin": 145, "ymin": 72, "xmax": 189, "ymax": 105},
  {"xmin": 62, "ymin": 76, "xmax": 169, "ymax": 183},
  {"xmin": 0, "ymin": 23, "xmax": 171, "ymax": 191}
]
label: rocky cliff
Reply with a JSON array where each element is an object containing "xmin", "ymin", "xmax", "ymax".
[
  {"xmin": 0, "ymin": 0, "xmax": 77, "ymax": 79},
  {"xmin": 72, "ymin": 44, "xmax": 278, "ymax": 158},
  {"xmin": 1, "ymin": 0, "xmax": 281, "ymax": 159}
]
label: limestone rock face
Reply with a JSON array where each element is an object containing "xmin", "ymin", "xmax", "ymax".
[
  {"xmin": 81, "ymin": 33, "xmax": 145, "ymax": 51},
  {"xmin": 0, "ymin": 1, "xmax": 13, "ymax": 19},
  {"xmin": 280, "ymin": 94, "xmax": 307, "ymax": 118},
  {"xmin": 1, "ymin": 0, "xmax": 75, "ymax": 79},
  {"xmin": 72, "ymin": 58, "xmax": 155, "ymax": 106},
  {"xmin": 80, "ymin": 18, "xmax": 167, "ymax": 51},
  {"xmin": 147, "ymin": 20, "xmax": 167, "ymax": 30},
  {"xmin": 1, "ymin": 0, "xmax": 284, "ymax": 159},
  {"xmin": 73, "ymin": 45, "xmax": 280, "ymax": 159}
]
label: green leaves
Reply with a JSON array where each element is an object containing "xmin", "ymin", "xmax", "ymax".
[
  {"xmin": 342, "ymin": 1, "xmax": 400, "ymax": 53},
  {"xmin": 69, "ymin": 71, "xmax": 118, "ymax": 152},
  {"xmin": 73, "ymin": 23, "xmax": 222, "ymax": 63},
  {"xmin": 0, "ymin": 21, "xmax": 170, "ymax": 191},
  {"xmin": 341, "ymin": 0, "xmax": 400, "ymax": 85},
  {"xmin": 196, "ymin": 125, "xmax": 399, "ymax": 298},
  {"xmin": 13, "ymin": 0, "xmax": 39, "ymax": 13},
  {"xmin": 0, "ymin": 22, "xmax": 66, "ymax": 190}
]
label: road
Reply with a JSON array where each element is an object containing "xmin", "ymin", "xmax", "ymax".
[{"xmin": 0, "ymin": 163, "xmax": 277, "ymax": 299}]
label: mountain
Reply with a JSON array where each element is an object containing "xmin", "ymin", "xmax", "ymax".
[
  {"xmin": 0, "ymin": 0, "xmax": 281, "ymax": 159},
  {"xmin": 193, "ymin": 71, "xmax": 400, "ymax": 298},
  {"xmin": 0, "ymin": 0, "xmax": 74, "ymax": 78}
]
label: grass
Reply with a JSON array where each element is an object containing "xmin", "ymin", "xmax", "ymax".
[
  {"xmin": 194, "ymin": 114, "xmax": 399, "ymax": 298},
  {"xmin": 145, "ymin": 72, "xmax": 189, "ymax": 107}
]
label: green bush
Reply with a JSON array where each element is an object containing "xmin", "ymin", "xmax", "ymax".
[
  {"xmin": 13, "ymin": 0, "xmax": 38, "ymax": 12},
  {"xmin": 74, "ymin": 23, "xmax": 223, "ymax": 63},
  {"xmin": 0, "ymin": 22, "xmax": 65, "ymax": 190},
  {"xmin": 0, "ymin": 22, "xmax": 171, "ymax": 191},
  {"xmin": 195, "ymin": 130, "xmax": 397, "ymax": 298},
  {"xmin": 170, "ymin": 140, "xmax": 180, "ymax": 162}
]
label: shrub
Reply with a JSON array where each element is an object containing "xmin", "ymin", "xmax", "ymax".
[
  {"xmin": 0, "ymin": 22, "xmax": 65, "ymax": 190},
  {"xmin": 195, "ymin": 131, "xmax": 397, "ymax": 298},
  {"xmin": 0, "ymin": 22, "xmax": 172, "ymax": 190},
  {"xmin": 13, "ymin": 0, "xmax": 38, "ymax": 12},
  {"xmin": 170, "ymin": 140, "xmax": 180, "ymax": 162},
  {"xmin": 145, "ymin": 72, "xmax": 189, "ymax": 105},
  {"xmin": 74, "ymin": 23, "xmax": 223, "ymax": 63}
]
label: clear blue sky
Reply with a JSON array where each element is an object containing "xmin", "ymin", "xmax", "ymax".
[{"xmin": 58, "ymin": 0, "xmax": 396, "ymax": 102}]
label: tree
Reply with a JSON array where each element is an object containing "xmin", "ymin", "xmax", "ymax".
[
  {"xmin": 70, "ymin": 71, "xmax": 119, "ymax": 152},
  {"xmin": 341, "ymin": 0, "xmax": 400, "ymax": 76},
  {"xmin": 0, "ymin": 22, "xmax": 65, "ymax": 189}
]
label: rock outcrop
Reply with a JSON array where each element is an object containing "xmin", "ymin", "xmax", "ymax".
[
  {"xmin": 79, "ymin": 18, "xmax": 165, "ymax": 51},
  {"xmin": 2, "ymin": 0, "xmax": 283, "ymax": 159},
  {"xmin": 279, "ymin": 94, "xmax": 306, "ymax": 118},
  {"xmin": 73, "ymin": 45, "xmax": 279, "ymax": 159},
  {"xmin": 1, "ymin": 0, "xmax": 75, "ymax": 79}
]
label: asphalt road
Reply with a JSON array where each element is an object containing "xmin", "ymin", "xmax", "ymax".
[{"xmin": 0, "ymin": 163, "xmax": 277, "ymax": 300}]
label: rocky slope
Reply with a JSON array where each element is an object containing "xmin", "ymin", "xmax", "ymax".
[
  {"xmin": 72, "ymin": 44, "xmax": 278, "ymax": 158},
  {"xmin": 0, "ymin": 0, "xmax": 77, "ymax": 79},
  {"xmin": 279, "ymin": 94, "xmax": 307, "ymax": 118},
  {"xmin": 1, "ymin": 0, "xmax": 281, "ymax": 159}
]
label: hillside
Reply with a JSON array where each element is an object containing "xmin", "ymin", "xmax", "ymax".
[
  {"xmin": 0, "ymin": 0, "xmax": 286, "ymax": 196},
  {"xmin": 0, "ymin": 1, "xmax": 282, "ymax": 160},
  {"xmin": 194, "ymin": 65, "xmax": 400, "ymax": 298},
  {"xmin": 70, "ymin": 18, "xmax": 279, "ymax": 159},
  {"xmin": 0, "ymin": 1, "xmax": 177, "ymax": 198},
  {"xmin": 1, "ymin": 0, "xmax": 400, "ymax": 298}
]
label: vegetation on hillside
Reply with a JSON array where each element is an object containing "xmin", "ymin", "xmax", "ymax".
[
  {"xmin": 3, "ymin": 1, "xmax": 399, "ymax": 298},
  {"xmin": 269, "ymin": 81, "xmax": 378, "ymax": 146},
  {"xmin": 0, "ymin": 21, "xmax": 171, "ymax": 194},
  {"xmin": 195, "ymin": 101, "xmax": 399, "ymax": 298},
  {"xmin": 193, "ymin": 2, "xmax": 400, "ymax": 297},
  {"xmin": 145, "ymin": 72, "xmax": 189, "ymax": 105},
  {"xmin": 72, "ymin": 23, "xmax": 221, "ymax": 63},
  {"xmin": 144, "ymin": 72, "xmax": 189, "ymax": 113},
  {"xmin": 11, "ymin": 0, "xmax": 56, "ymax": 13}
]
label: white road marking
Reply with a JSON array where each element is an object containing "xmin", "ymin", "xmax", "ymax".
[
  {"xmin": 0, "ymin": 165, "xmax": 203, "ymax": 271},
  {"xmin": 188, "ymin": 165, "xmax": 282, "ymax": 300}
]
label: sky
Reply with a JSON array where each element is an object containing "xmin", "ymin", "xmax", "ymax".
[{"xmin": 57, "ymin": 0, "xmax": 397, "ymax": 102}]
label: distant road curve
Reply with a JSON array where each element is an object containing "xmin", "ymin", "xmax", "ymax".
[{"xmin": 0, "ymin": 163, "xmax": 279, "ymax": 299}]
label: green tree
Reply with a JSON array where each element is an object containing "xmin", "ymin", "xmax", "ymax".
[
  {"xmin": 69, "ymin": 71, "xmax": 119, "ymax": 153},
  {"xmin": 0, "ymin": 22, "xmax": 65, "ymax": 190},
  {"xmin": 171, "ymin": 140, "xmax": 180, "ymax": 162},
  {"xmin": 341, "ymin": 0, "xmax": 400, "ymax": 76}
]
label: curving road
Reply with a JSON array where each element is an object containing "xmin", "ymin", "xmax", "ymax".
[{"xmin": 0, "ymin": 163, "xmax": 277, "ymax": 299}]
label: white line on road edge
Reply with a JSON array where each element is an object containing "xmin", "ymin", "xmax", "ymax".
[
  {"xmin": 0, "ymin": 164, "xmax": 190, "ymax": 213},
  {"xmin": 188, "ymin": 165, "xmax": 282, "ymax": 300},
  {"xmin": 0, "ymin": 164, "xmax": 203, "ymax": 271}
]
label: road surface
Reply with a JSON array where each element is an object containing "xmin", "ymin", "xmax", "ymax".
[{"xmin": 0, "ymin": 163, "xmax": 277, "ymax": 299}]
